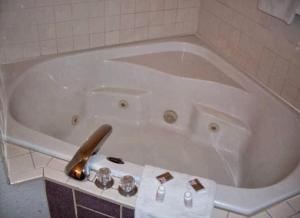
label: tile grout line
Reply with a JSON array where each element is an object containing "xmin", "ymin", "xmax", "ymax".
[
  {"xmin": 45, "ymin": 157, "xmax": 54, "ymax": 167},
  {"xmin": 72, "ymin": 189, "xmax": 78, "ymax": 218},
  {"xmin": 287, "ymin": 201, "xmax": 298, "ymax": 214},
  {"xmin": 76, "ymin": 204, "xmax": 114, "ymax": 218},
  {"xmin": 120, "ymin": 205, "xmax": 123, "ymax": 218},
  {"xmin": 6, "ymin": 152, "xmax": 31, "ymax": 159},
  {"xmin": 265, "ymin": 210, "xmax": 273, "ymax": 218},
  {"xmin": 29, "ymin": 152, "xmax": 36, "ymax": 169}
]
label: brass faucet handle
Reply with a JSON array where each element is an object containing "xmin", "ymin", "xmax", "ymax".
[
  {"xmin": 65, "ymin": 124, "xmax": 112, "ymax": 181},
  {"xmin": 67, "ymin": 160, "xmax": 86, "ymax": 180}
]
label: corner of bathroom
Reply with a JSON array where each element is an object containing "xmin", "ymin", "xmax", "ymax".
[{"xmin": 1, "ymin": 0, "xmax": 300, "ymax": 218}]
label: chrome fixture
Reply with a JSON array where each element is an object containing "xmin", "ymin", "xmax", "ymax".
[
  {"xmin": 95, "ymin": 167, "xmax": 114, "ymax": 190},
  {"xmin": 65, "ymin": 124, "xmax": 112, "ymax": 180},
  {"xmin": 118, "ymin": 175, "xmax": 138, "ymax": 197}
]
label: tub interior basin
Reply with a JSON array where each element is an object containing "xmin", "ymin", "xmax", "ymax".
[{"xmin": 6, "ymin": 41, "xmax": 300, "ymax": 191}]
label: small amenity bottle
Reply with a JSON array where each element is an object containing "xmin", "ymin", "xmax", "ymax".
[
  {"xmin": 184, "ymin": 191, "xmax": 193, "ymax": 208},
  {"xmin": 156, "ymin": 185, "xmax": 166, "ymax": 202}
]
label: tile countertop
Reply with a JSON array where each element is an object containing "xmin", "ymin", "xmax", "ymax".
[{"xmin": 3, "ymin": 143, "xmax": 300, "ymax": 218}]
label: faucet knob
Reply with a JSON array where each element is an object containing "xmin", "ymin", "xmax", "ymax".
[
  {"xmin": 95, "ymin": 167, "xmax": 114, "ymax": 189},
  {"xmin": 118, "ymin": 175, "xmax": 138, "ymax": 197}
]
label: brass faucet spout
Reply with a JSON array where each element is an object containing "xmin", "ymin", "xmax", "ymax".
[{"xmin": 65, "ymin": 124, "xmax": 112, "ymax": 180}]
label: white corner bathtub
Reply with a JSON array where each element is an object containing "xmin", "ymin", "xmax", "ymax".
[{"xmin": 3, "ymin": 36, "xmax": 300, "ymax": 215}]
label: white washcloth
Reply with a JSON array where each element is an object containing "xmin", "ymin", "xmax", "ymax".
[
  {"xmin": 135, "ymin": 166, "xmax": 216, "ymax": 218},
  {"xmin": 258, "ymin": 0, "xmax": 300, "ymax": 24}
]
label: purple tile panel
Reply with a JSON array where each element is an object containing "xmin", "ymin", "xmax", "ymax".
[
  {"xmin": 75, "ymin": 190, "xmax": 120, "ymax": 218},
  {"xmin": 122, "ymin": 207, "xmax": 135, "ymax": 218},
  {"xmin": 77, "ymin": 206, "xmax": 111, "ymax": 218},
  {"xmin": 45, "ymin": 180, "xmax": 76, "ymax": 218}
]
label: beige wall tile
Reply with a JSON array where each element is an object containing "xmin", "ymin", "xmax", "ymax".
[
  {"xmin": 38, "ymin": 23, "xmax": 56, "ymax": 40},
  {"xmin": 4, "ymin": 44, "xmax": 24, "ymax": 63},
  {"xmin": 250, "ymin": 211, "xmax": 272, "ymax": 218},
  {"xmin": 121, "ymin": 0, "xmax": 135, "ymax": 14},
  {"xmin": 74, "ymin": 34, "xmax": 90, "ymax": 50},
  {"xmin": 31, "ymin": 152, "xmax": 52, "ymax": 168},
  {"xmin": 135, "ymin": 0, "xmax": 150, "ymax": 12},
  {"xmin": 35, "ymin": 6, "xmax": 55, "ymax": 24},
  {"xmin": 57, "ymin": 37, "xmax": 74, "ymax": 53},
  {"xmin": 165, "ymin": 0, "xmax": 178, "ymax": 10},
  {"xmin": 135, "ymin": 12, "xmax": 149, "ymax": 27},
  {"xmin": 54, "ymin": 4, "xmax": 72, "ymax": 22},
  {"xmin": 256, "ymin": 48, "xmax": 276, "ymax": 84},
  {"xmin": 178, "ymin": 0, "xmax": 200, "ymax": 8},
  {"xmin": 72, "ymin": 2, "xmax": 89, "ymax": 19},
  {"xmin": 281, "ymin": 82, "xmax": 299, "ymax": 104},
  {"xmin": 105, "ymin": 30, "xmax": 119, "ymax": 45},
  {"xmin": 105, "ymin": 15, "xmax": 120, "ymax": 31},
  {"xmin": 286, "ymin": 65, "xmax": 300, "ymax": 88},
  {"xmin": 5, "ymin": 143, "xmax": 30, "ymax": 158},
  {"xmin": 164, "ymin": 10, "xmax": 177, "ymax": 24},
  {"xmin": 289, "ymin": 195, "xmax": 300, "ymax": 212},
  {"xmin": 150, "ymin": 0, "xmax": 165, "ymax": 11},
  {"xmin": 90, "ymin": 32, "xmax": 105, "ymax": 47},
  {"xmin": 120, "ymin": 28, "xmax": 135, "ymax": 43},
  {"xmin": 212, "ymin": 208, "xmax": 228, "ymax": 218},
  {"xmin": 121, "ymin": 14, "xmax": 135, "ymax": 30},
  {"xmin": 150, "ymin": 11, "xmax": 164, "ymax": 25},
  {"xmin": 40, "ymin": 39, "xmax": 57, "ymax": 55},
  {"xmin": 56, "ymin": 21, "xmax": 73, "ymax": 38},
  {"xmin": 135, "ymin": 27, "xmax": 148, "ymax": 41},
  {"xmin": 23, "ymin": 42, "xmax": 40, "ymax": 58},
  {"xmin": 1, "ymin": 0, "xmax": 201, "ymax": 65},
  {"xmin": 267, "ymin": 202, "xmax": 296, "ymax": 218},
  {"xmin": 105, "ymin": 0, "xmax": 121, "ymax": 16},
  {"xmin": 88, "ymin": 0, "xmax": 105, "ymax": 18},
  {"xmin": 72, "ymin": 19, "xmax": 89, "ymax": 35},
  {"xmin": 47, "ymin": 158, "xmax": 68, "ymax": 171},
  {"xmin": 197, "ymin": 0, "xmax": 300, "ymax": 109},
  {"xmin": 89, "ymin": 17, "xmax": 105, "ymax": 33}
]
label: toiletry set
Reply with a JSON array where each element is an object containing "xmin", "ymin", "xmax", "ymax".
[{"xmin": 94, "ymin": 167, "xmax": 207, "ymax": 209}]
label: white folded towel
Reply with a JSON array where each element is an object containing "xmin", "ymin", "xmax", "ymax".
[
  {"xmin": 258, "ymin": 0, "xmax": 300, "ymax": 24},
  {"xmin": 135, "ymin": 166, "xmax": 216, "ymax": 218}
]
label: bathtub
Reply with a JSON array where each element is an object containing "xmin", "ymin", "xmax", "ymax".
[{"xmin": 3, "ymin": 36, "xmax": 300, "ymax": 215}]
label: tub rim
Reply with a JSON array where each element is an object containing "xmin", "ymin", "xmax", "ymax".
[{"xmin": 2, "ymin": 35, "xmax": 300, "ymax": 216}]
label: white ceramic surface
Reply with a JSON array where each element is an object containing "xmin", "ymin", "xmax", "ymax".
[{"xmin": 3, "ymin": 37, "xmax": 300, "ymax": 215}]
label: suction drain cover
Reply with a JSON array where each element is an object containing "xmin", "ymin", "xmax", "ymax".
[{"xmin": 163, "ymin": 110, "xmax": 178, "ymax": 124}]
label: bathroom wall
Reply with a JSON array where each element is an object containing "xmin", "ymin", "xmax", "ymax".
[
  {"xmin": 197, "ymin": 0, "xmax": 300, "ymax": 110},
  {"xmin": 0, "ymin": 0, "xmax": 200, "ymax": 64}
]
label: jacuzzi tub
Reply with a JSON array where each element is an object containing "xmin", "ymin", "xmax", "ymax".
[{"xmin": 3, "ymin": 36, "xmax": 300, "ymax": 215}]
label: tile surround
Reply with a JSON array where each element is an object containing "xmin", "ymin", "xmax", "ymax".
[
  {"xmin": 197, "ymin": 0, "xmax": 300, "ymax": 111},
  {"xmin": 1, "ymin": 0, "xmax": 299, "ymax": 112},
  {"xmin": 2, "ymin": 143, "xmax": 300, "ymax": 218},
  {"xmin": 0, "ymin": 0, "xmax": 200, "ymax": 64}
]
